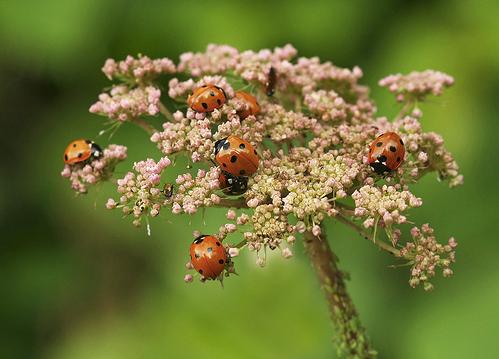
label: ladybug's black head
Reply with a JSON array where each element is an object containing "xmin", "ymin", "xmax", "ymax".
[
  {"xmin": 214, "ymin": 138, "xmax": 228, "ymax": 155},
  {"xmin": 370, "ymin": 162, "xmax": 391, "ymax": 175},
  {"xmin": 91, "ymin": 143, "xmax": 103, "ymax": 158},
  {"xmin": 193, "ymin": 235, "xmax": 207, "ymax": 244}
]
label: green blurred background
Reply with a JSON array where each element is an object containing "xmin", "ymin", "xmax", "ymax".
[{"xmin": 1, "ymin": 0, "xmax": 498, "ymax": 358}]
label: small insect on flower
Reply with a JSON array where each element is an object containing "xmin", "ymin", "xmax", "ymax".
[
  {"xmin": 63, "ymin": 139, "xmax": 102, "ymax": 165},
  {"xmin": 187, "ymin": 84, "xmax": 227, "ymax": 113},
  {"xmin": 218, "ymin": 171, "xmax": 248, "ymax": 195},
  {"xmin": 368, "ymin": 132, "xmax": 406, "ymax": 174},
  {"xmin": 189, "ymin": 235, "xmax": 227, "ymax": 279},
  {"xmin": 162, "ymin": 183, "xmax": 174, "ymax": 199},
  {"xmin": 266, "ymin": 66, "xmax": 277, "ymax": 96},
  {"xmin": 234, "ymin": 91, "xmax": 260, "ymax": 119},
  {"xmin": 214, "ymin": 135, "xmax": 259, "ymax": 177}
]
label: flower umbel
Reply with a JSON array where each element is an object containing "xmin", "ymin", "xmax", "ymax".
[{"xmin": 62, "ymin": 44, "xmax": 463, "ymax": 359}]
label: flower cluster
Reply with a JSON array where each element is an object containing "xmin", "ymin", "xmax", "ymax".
[
  {"xmin": 399, "ymin": 224, "xmax": 457, "ymax": 290},
  {"xmin": 352, "ymin": 184, "xmax": 422, "ymax": 228},
  {"xmin": 61, "ymin": 144, "xmax": 127, "ymax": 193},
  {"xmin": 106, "ymin": 156, "xmax": 171, "ymax": 226},
  {"xmin": 379, "ymin": 70, "xmax": 454, "ymax": 102},
  {"xmin": 68, "ymin": 44, "xmax": 463, "ymax": 291},
  {"xmin": 102, "ymin": 54, "xmax": 176, "ymax": 82},
  {"xmin": 89, "ymin": 85, "xmax": 161, "ymax": 122},
  {"xmin": 171, "ymin": 167, "xmax": 221, "ymax": 214},
  {"xmin": 304, "ymin": 90, "xmax": 347, "ymax": 122}
]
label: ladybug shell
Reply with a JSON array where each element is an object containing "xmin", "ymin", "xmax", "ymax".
[
  {"xmin": 64, "ymin": 139, "xmax": 101, "ymax": 165},
  {"xmin": 189, "ymin": 235, "xmax": 227, "ymax": 279},
  {"xmin": 235, "ymin": 91, "xmax": 260, "ymax": 119},
  {"xmin": 214, "ymin": 135, "xmax": 259, "ymax": 177},
  {"xmin": 218, "ymin": 171, "xmax": 248, "ymax": 195},
  {"xmin": 368, "ymin": 132, "xmax": 405, "ymax": 174},
  {"xmin": 188, "ymin": 85, "xmax": 226, "ymax": 113}
]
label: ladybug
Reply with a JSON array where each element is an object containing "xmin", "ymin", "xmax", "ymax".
[
  {"xmin": 189, "ymin": 235, "xmax": 227, "ymax": 279},
  {"xmin": 266, "ymin": 66, "xmax": 277, "ymax": 96},
  {"xmin": 234, "ymin": 91, "xmax": 260, "ymax": 119},
  {"xmin": 219, "ymin": 171, "xmax": 248, "ymax": 195},
  {"xmin": 188, "ymin": 84, "xmax": 227, "ymax": 113},
  {"xmin": 214, "ymin": 135, "xmax": 259, "ymax": 177},
  {"xmin": 64, "ymin": 139, "xmax": 102, "ymax": 165},
  {"xmin": 368, "ymin": 132, "xmax": 405, "ymax": 174}
]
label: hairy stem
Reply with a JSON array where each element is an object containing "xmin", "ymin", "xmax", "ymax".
[
  {"xmin": 159, "ymin": 101, "xmax": 174, "ymax": 121},
  {"xmin": 335, "ymin": 213, "xmax": 400, "ymax": 257},
  {"xmin": 132, "ymin": 118, "xmax": 156, "ymax": 135},
  {"xmin": 303, "ymin": 228, "xmax": 377, "ymax": 359}
]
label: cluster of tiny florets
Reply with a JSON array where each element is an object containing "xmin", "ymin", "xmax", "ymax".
[
  {"xmin": 65, "ymin": 44, "xmax": 462, "ymax": 290},
  {"xmin": 89, "ymin": 85, "xmax": 161, "ymax": 122},
  {"xmin": 304, "ymin": 90, "xmax": 347, "ymax": 122},
  {"xmin": 379, "ymin": 70, "xmax": 454, "ymax": 102},
  {"xmin": 106, "ymin": 157, "xmax": 171, "ymax": 226},
  {"xmin": 102, "ymin": 54, "xmax": 176, "ymax": 82},
  {"xmin": 352, "ymin": 184, "xmax": 422, "ymax": 228},
  {"xmin": 399, "ymin": 224, "xmax": 457, "ymax": 290},
  {"xmin": 61, "ymin": 144, "xmax": 127, "ymax": 193},
  {"xmin": 171, "ymin": 167, "xmax": 221, "ymax": 214}
]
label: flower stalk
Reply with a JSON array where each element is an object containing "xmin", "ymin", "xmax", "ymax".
[{"xmin": 303, "ymin": 227, "xmax": 376, "ymax": 359}]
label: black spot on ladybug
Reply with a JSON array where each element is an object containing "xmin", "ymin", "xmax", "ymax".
[
  {"xmin": 230, "ymin": 155, "xmax": 237, "ymax": 163},
  {"xmin": 239, "ymin": 143, "xmax": 245, "ymax": 149},
  {"xmin": 239, "ymin": 170, "xmax": 246, "ymax": 175},
  {"xmin": 397, "ymin": 157, "xmax": 401, "ymax": 162},
  {"xmin": 218, "ymin": 259, "xmax": 224, "ymax": 264},
  {"xmin": 376, "ymin": 142, "xmax": 383, "ymax": 147},
  {"xmin": 223, "ymin": 163, "xmax": 227, "ymax": 167},
  {"xmin": 389, "ymin": 146, "xmax": 397, "ymax": 152},
  {"xmin": 202, "ymin": 102, "xmax": 208, "ymax": 109},
  {"xmin": 217, "ymin": 99, "xmax": 221, "ymax": 105},
  {"xmin": 202, "ymin": 85, "xmax": 207, "ymax": 88},
  {"xmin": 64, "ymin": 154, "xmax": 68, "ymax": 160},
  {"xmin": 78, "ymin": 153, "xmax": 83, "ymax": 158},
  {"xmin": 210, "ymin": 91, "xmax": 215, "ymax": 96},
  {"xmin": 198, "ymin": 269, "xmax": 203, "ymax": 274},
  {"xmin": 378, "ymin": 155, "xmax": 387, "ymax": 163},
  {"xmin": 216, "ymin": 241, "xmax": 221, "ymax": 246},
  {"xmin": 400, "ymin": 139, "xmax": 404, "ymax": 145},
  {"xmin": 73, "ymin": 143, "xmax": 77, "ymax": 147},
  {"xmin": 223, "ymin": 142, "xmax": 230, "ymax": 150}
]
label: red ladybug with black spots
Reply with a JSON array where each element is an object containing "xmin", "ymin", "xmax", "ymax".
[
  {"xmin": 368, "ymin": 132, "xmax": 405, "ymax": 174},
  {"xmin": 214, "ymin": 135, "xmax": 259, "ymax": 177},
  {"xmin": 189, "ymin": 235, "xmax": 227, "ymax": 279},
  {"xmin": 64, "ymin": 139, "xmax": 102, "ymax": 165},
  {"xmin": 188, "ymin": 84, "xmax": 226, "ymax": 113},
  {"xmin": 234, "ymin": 91, "xmax": 260, "ymax": 119},
  {"xmin": 219, "ymin": 171, "xmax": 248, "ymax": 195}
]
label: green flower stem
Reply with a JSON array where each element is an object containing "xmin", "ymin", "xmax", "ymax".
[
  {"xmin": 132, "ymin": 118, "xmax": 156, "ymax": 135},
  {"xmin": 303, "ymin": 228, "xmax": 377, "ymax": 359},
  {"xmin": 159, "ymin": 101, "xmax": 174, "ymax": 121},
  {"xmin": 335, "ymin": 213, "xmax": 401, "ymax": 257}
]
